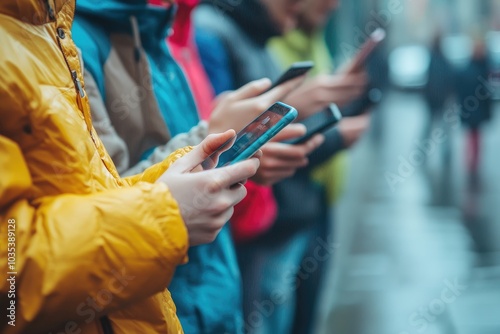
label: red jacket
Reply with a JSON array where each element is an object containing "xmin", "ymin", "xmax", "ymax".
[{"xmin": 166, "ymin": 0, "xmax": 215, "ymax": 120}]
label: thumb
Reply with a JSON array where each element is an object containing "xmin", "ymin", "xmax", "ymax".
[
  {"xmin": 230, "ymin": 78, "xmax": 272, "ymax": 100},
  {"xmin": 271, "ymin": 123, "xmax": 307, "ymax": 142},
  {"xmin": 175, "ymin": 130, "xmax": 237, "ymax": 172}
]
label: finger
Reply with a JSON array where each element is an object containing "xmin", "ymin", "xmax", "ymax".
[
  {"xmin": 250, "ymin": 149, "xmax": 263, "ymax": 160},
  {"xmin": 260, "ymin": 75, "xmax": 306, "ymax": 101},
  {"xmin": 261, "ymin": 142, "xmax": 310, "ymax": 160},
  {"xmin": 265, "ymin": 134, "xmax": 323, "ymax": 160},
  {"xmin": 252, "ymin": 168, "xmax": 298, "ymax": 185},
  {"xmin": 208, "ymin": 185, "xmax": 247, "ymax": 216},
  {"xmin": 230, "ymin": 178, "xmax": 247, "ymax": 189},
  {"xmin": 224, "ymin": 183, "xmax": 248, "ymax": 206},
  {"xmin": 303, "ymin": 134, "xmax": 325, "ymax": 154},
  {"xmin": 339, "ymin": 62, "xmax": 364, "ymax": 75},
  {"xmin": 344, "ymin": 73, "xmax": 369, "ymax": 88},
  {"xmin": 204, "ymin": 157, "xmax": 260, "ymax": 192},
  {"xmin": 260, "ymin": 168, "xmax": 297, "ymax": 180},
  {"xmin": 270, "ymin": 123, "xmax": 307, "ymax": 142},
  {"xmin": 229, "ymin": 78, "xmax": 272, "ymax": 100},
  {"xmin": 327, "ymin": 72, "xmax": 368, "ymax": 89},
  {"xmin": 214, "ymin": 90, "xmax": 232, "ymax": 102},
  {"xmin": 173, "ymin": 130, "xmax": 236, "ymax": 172},
  {"xmin": 209, "ymin": 207, "xmax": 235, "ymax": 232},
  {"xmin": 260, "ymin": 155, "xmax": 309, "ymax": 169}
]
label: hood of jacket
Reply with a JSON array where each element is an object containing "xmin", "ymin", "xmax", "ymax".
[
  {"xmin": 0, "ymin": 0, "xmax": 56, "ymax": 23},
  {"xmin": 76, "ymin": 0, "xmax": 176, "ymax": 42},
  {"xmin": 73, "ymin": 0, "xmax": 200, "ymax": 161},
  {"xmin": 200, "ymin": 0, "xmax": 280, "ymax": 45}
]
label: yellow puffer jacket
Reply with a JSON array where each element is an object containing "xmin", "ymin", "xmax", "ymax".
[{"xmin": 0, "ymin": 1, "xmax": 188, "ymax": 333}]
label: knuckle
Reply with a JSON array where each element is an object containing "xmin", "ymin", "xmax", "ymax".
[
  {"xmin": 242, "ymin": 161, "xmax": 258, "ymax": 176},
  {"xmin": 211, "ymin": 198, "xmax": 232, "ymax": 214},
  {"xmin": 205, "ymin": 181, "xmax": 220, "ymax": 194},
  {"xmin": 203, "ymin": 233, "xmax": 217, "ymax": 244},
  {"xmin": 208, "ymin": 217, "xmax": 226, "ymax": 232}
]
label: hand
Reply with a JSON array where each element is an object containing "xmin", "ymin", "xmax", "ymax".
[
  {"xmin": 338, "ymin": 113, "xmax": 371, "ymax": 147},
  {"xmin": 208, "ymin": 76, "xmax": 305, "ymax": 134},
  {"xmin": 283, "ymin": 71, "xmax": 368, "ymax": 119},
  {"xmin": 251, "ymin": 124, "xmax": 325, "ymax": 186},
  {"xmin": 157, "ymin": 130, "xmax": 261, "ymax": 245}
]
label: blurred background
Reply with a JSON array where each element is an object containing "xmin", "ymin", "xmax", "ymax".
[{"xmin": 315, "ymin": 0, "xmax": 500, "ymax": 333}]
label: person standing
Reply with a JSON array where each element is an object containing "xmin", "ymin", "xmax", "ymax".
[
  {"xmin": 0, "ymin": 0, "xmax": 260, "ymax": 333},
  {"xmin": 195, "ymin": 1, "xmax": 367, "ymax": 332},
  {"xmin": 72, "ymin": 1, "xmax": 320, "ymax": 332},
  {"xmin": 269, "ymin": 1, "xmax": 372, "ymax": 332},
  {"xmin": 456, "ymin": 40, "xmax": 492, "ymax": 178}
]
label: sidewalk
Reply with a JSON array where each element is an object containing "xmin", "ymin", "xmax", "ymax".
[{"xmin": 315, "ymin": 90, "xmax": 500, "ymax": 334}]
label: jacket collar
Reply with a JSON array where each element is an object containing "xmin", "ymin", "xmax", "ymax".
[{"xmin": 0, "ymin": 0, "xmax": 73, "ymax": 24}]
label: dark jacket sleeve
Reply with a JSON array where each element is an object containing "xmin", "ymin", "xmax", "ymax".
[{"xmin": 305, "ymin": 126, "xmax": 345, "ymax": 170}]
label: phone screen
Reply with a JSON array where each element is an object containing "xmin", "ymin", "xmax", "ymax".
[{"xmin": 201, "ymin": 103, "xmax": 296, "ymax": 169}]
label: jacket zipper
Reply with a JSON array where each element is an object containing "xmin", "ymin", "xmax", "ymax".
[
  {"xmin": 71, "ymin": 70, "xmax": 93, "ymax": 131},
  {"xmin": 71, "ymin": 70, "xmax": 85, "ymax": 98}
]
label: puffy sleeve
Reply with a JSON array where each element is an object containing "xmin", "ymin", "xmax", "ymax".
[{"xmin": 0, "ymin": 136, "xmax": 189, "ymax": 333}]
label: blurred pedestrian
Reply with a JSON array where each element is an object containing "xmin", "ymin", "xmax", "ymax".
[
  {"xmin": 269, "ymin": 0, "xmax": 371, "ymax": 332},
  {"xmin": 455, "ymin": 40, "xmax": 492, "ymax": 177}
]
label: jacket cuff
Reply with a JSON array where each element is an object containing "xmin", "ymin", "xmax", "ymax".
[{"xmin": 137, "ymin": 181, "xmax": 189, "ymax": 266}]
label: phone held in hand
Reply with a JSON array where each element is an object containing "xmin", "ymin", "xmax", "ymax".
[
  {"xmin": 287, "ymin": 104, "xmax": 343, "ymax": 145},
  {"xmin": 344, "ymin": 28, "xmax": 386, "ymax": 73},
  {"xmin": 201, "ymin": 102, "xmax": 299, "ymax": 169},
  {"xmin": 266, "ymin": 61, "xmax": 314, "ymax": 92}
]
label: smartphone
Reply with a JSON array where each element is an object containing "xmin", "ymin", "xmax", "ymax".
[
  {"xmin": 201, "ymin": 102, "xmax": 298, "ymax": 169},
  {"xmin": 288, "ymin": 104, "xmax": 343, "ymax": 145},
  {"xmin": 344, "ymin": 28, "xmax": 386, "ymax": 73},
  {"xmin": 341, "ymin": 87, "xmax": 382, "ymax": 117},
  {"xmin": 267, "ymin": 61, "xmax": 314, "ymax": 91}
]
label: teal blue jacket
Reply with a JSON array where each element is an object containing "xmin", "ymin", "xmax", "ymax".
[{"xmin": 73, "ymin": 1, "xmax": 243, "ymax": 333}]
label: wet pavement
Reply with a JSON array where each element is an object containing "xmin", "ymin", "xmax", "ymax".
[{"xmin": 315, "ymin": 90, "xmax": 500, "ymax": 334}]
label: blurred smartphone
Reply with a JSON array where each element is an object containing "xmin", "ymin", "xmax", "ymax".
[
  {"xmin": 201, "ymin": 102, "xmax": 298, "ymax": 169},
  {"xmin": 343, "ymin": 28, "xmax": 386, "ymax": 73},
  {"xmin": 341, "ymin": 87, "xmax": 382, "ymax": 117},
  {"xmin": 266, "ymin": 61, "xmax": 314, "ymax": 91},
  {"xmin": 287, "ymin": 104, "xmax": 342, "ymax": 145}
]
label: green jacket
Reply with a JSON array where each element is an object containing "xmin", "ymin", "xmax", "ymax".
[{"xmin": 269, "ymin": 29, "xmax": 348, "ymax": 203}]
